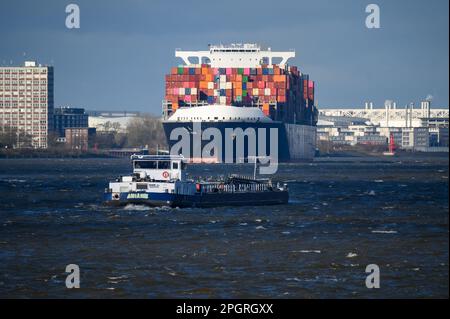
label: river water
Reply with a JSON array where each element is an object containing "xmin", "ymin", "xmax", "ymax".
[{"xmin": 0, "ymin": 156, "xmax": 448, "ymax": 298}]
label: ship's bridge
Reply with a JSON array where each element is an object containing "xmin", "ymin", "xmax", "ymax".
[
  {"xmin": 166, "ymin": 104, "xmax": 273, "ymax": 123},
  {"xmin": 175, "ymin": 43, "xmax": 295, "ymax": 68},
  {"xmin": 131, "ymin": 155, "xmax": 186, "ymax": 182}
]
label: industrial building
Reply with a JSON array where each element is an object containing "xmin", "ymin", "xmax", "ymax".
[
  {"xmin": 87, "ymin": 110, "xmax": 140, "ymax": 133},
  {"xmin": 320, "ymin": 101, "xmax": 448, "ymax": 128},
  {"xmin": 0, "ymin": 61, "xmax": 54, "ymax": 148},
  {"xmin": 318, "ymin": 100, "xmax": 449, "ymax": 151}
]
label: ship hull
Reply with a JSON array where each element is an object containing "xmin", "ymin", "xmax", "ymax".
[
  {"xmin": 162, "ymin": 121, "xmax": 316, "ymax": 162},
  {"xmin": 104, "ymin": 190, "xmax": 288, "ymax": 208}
]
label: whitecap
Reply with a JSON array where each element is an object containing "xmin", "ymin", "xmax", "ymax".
[
  {"xmin": 154, "ymin": 206, "xmax": 172, "ymax": 211},
  {"xmin": 293, "ymin": 250, "xmax": 321, "ymax": 254},
  {"xmin": 255, "ymin": 226, "xmax": 266, "ymax": 230},
  {"xmin": 346, "ymin": 252, "xmax": 358, "ymax": 258},
  {"xmin": 107, "ymin": 275, "xmax": 128, "ymax": 280},
  {"xmin": 1, "ymin": 179, "xmax": 26, "ymax": 183},
  {"xmin": 371, "ymin": 230, "xmax": 397, "ymax": 234},
  {"xmin": 123, "ymin": 204, "xmax": 151, "ymax": 211}
]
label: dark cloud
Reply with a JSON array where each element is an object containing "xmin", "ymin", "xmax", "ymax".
[{"xmin": 0, "ymin": 0, "xmax": 448, "ymax": 114}]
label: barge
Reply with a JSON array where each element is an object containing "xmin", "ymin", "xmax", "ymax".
[{"xmin": 104, "ymin": 155, "xmax": 289, "ymax": 208}]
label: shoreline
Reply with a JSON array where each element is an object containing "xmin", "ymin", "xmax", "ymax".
[
  {"xmin": 0, "ymin": 152, "xmax": 448, "ymax": 163},
  {"xmin": 0, "ymin": 149, "xmax": 116, "ymax": 159}
]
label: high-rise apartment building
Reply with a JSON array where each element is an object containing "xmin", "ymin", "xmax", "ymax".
[{"xmin": 0, "ymin": 61, "xmax": 54, "ymax": 148}]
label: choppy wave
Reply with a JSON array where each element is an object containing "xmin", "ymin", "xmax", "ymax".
[{"xmin": 371, "ymin": 230, "xmax": 398, "ymax": 234}]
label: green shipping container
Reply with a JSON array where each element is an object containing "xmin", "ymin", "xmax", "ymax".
[
  {"xmin": 242, "ymin": 76, "xmax": 248, "ymax": 82},
  {"xmin": 242, "ymin": 90, "xmax": 247, "ymax": 97},
  {"xmin": 236, "ymin": 95, "xmax": 242, "ymax": 102},
  {"xmin": 238, "ymin": 68, "xmax": 244, "ymax": 75},
  {"xmin": 177, "ymin": 67, "xmax": 184, "ymax": 75}
]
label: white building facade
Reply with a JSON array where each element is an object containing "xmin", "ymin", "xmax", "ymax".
[{"xmin": 0, "ymin": 61, "xmax": 54, "ymax": 148}]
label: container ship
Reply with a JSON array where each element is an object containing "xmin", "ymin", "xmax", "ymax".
[{"xmin": 162, "ymin": 43, "xmax": 318, "ymax": 162}]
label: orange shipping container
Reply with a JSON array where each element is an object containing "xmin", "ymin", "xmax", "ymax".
[{"xmin": 262, "ymin": 103, "xmax": 270, "ymax": 116}]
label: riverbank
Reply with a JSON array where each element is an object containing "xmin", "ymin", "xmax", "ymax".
[{"xmin": 0, "ymin": 148, "xmax": 115, "ymax": 159}]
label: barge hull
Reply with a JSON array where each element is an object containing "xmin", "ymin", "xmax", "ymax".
[{"xmin": 105, "ymin": 190, "xmax": 288, "ymax": 208}]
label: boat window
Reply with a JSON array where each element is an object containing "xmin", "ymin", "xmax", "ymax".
[
  {"xmin": 172, "ymin": 162, "xmax": 179, "ymax": 169},
  {"xmin": 134, "ymin": 161, "xmax": 157, "ymax": 169},
  {"xmin": 158, "ymin": 161, "xmax": 171, "ymax": 169}
]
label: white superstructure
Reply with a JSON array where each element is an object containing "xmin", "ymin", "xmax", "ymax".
[
  {"xmin": 175, "ymin": 43, "xmax": 295, "ymax": 68},
  {"xmin": 108, "ymin": 155, "xmax": 185, "ymax": 196},
  {"xmin": 166, "ymin": 104, "xmax": 273, "ymax": 123}
]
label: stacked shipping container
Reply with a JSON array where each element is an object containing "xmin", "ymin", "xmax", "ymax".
[{"xmin": 165, "ymin": 64, "xmax": 315, "ymax": 124}]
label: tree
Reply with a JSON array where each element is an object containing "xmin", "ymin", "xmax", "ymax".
[
  {"xmin": 0, "ymin": 127, "xmax": 32, "ymax": 148},
  {"xmin": 126, "ymin": 115, "xmax": 167, "ymax": 150},
  {"xmin": 0, "ymin": 127, "xmax": 17, "ymax": 148}
]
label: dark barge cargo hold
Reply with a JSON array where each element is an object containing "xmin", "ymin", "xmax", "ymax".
[
  {"xmin": 162, "ymin": 43, "xmax": 318, "ymax": 162},
  {"xmin": 104, "ymin": 155, "xmax": 289, "ymax": 208}
]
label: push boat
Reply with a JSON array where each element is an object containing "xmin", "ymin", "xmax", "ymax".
[{"xmin": 104, "ymin": 155, "xmax": 289, "ymax": 208}]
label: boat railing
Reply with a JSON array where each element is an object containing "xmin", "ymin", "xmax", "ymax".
[{"xmin": 198, "ymin": 181, "xmax": 273, "ymax": 194}]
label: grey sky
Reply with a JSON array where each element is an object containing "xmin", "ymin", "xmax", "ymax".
[{"xmin": 1, "ymin": 0, "xmax": 448, "ymax": 114}]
